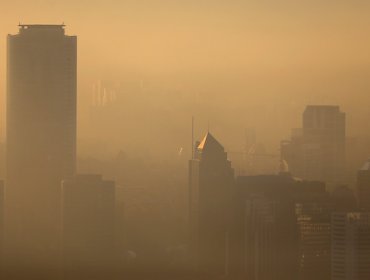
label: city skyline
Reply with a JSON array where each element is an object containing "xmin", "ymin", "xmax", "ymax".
[
  {"xmin": 1, "ymin": 1, "xmax": 370, "ymax": 160},
  {"xmin": 0, "ymin": 4, "xmax": 370, "ymax": 279}
]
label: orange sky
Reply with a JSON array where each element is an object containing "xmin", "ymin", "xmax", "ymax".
[{"xmin": 1, "ymin": 1, "xmax": 370, "ymax": 156}]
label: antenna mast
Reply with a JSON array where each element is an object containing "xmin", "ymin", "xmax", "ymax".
[{"xmin": 192, "ymin": 116, "xmax": 194, "ymax": 159}]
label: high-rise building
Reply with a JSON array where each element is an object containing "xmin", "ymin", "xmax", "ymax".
[
  {"xmin": 294, "ymin": 187, "xmax": 332, "ymax": 280},
  {"xmin": 296, "ymin": 210, "xmax": 331, "ymax": 280},
  {"xmin": 0, "ymin": 180, "xmax": 4, "ymax": 263},
  {"xmin": 246, "ymin": 195, "xmax": 298, "ymax": 280},
  {"xmin": 356, "ymin": 158, "xmax": 370, "ymax": 211},
  {"xmin": 281, "ymin": 105, "xmax": 346, "ymax": 184},
  {"xmin": 5, "ymin": 24, "xmax": 77, "ymax": 272},
  {"xmin": 61, "ymin": 175, "xmax": 116, "ymax": 278},
  {"xmin": 233, "ymin": 173, "xmax": 300, "ymax": 280},
  {"xmin": 189, "ymin": 132, "xmax": 234, "ymax": 275},
  {"xmin": 232, "ymin": 172, "xmax": 330, "ymax": 280},
  {"xmin": 331, "ymin": 212, "xmax": 370, "ymax": 280}
]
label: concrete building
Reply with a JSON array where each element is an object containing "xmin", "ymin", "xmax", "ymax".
[
  {"xmin": 189, "ymin": 132, "xmax": 234, "ymax": 276},
  {"xmin": 62, "ymin": 175, "xmax": 116, "ymax": 277},
  {"xmin": 331, "ymin": 212, "xmax": 370, "ymax": 280},
  {"xmin": 232, "ymin": 172, "xmax": 329, "ymax": 280},
  {"xmin": 297, "ymin": 213, "xmax": 331, "ymax": 280},
  {"xmin": 281, "ymin": 106, "xmax": 346, "ymax": 184},
  {"xmin": 356, "ymin": 159, "xmax": 370, "ymax": 211},
  {"xmin": 295, "ymin": 192, "xmax": 331, "ymax": 280},
  {"xmin": 0, "ymin": 181, "xmax": 4, "ymax": 263},
  {"xmin": 5, "ymin": 24, "xmax": 77, "ymax": 273},
  {"xmin": 233, "ymin": 174, "xmax": 299, "ymax": 280}
]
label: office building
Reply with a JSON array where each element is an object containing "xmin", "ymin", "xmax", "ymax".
[
  {"xmin": 62, "ymin": 175, "xmax": 116, "ymax": 277},
  {"xmin": 296, "ymin": 209, "xmax": 331, "ymax": 280},
  {"xmin": 189, "ymin": 132, "xmax": 234, "ymax": 275},
  {"xmin": 5, "ymin": 24, "xmax": 77, "ymax": 270},
  {"xmin": 0, "ymin": 181, "xmax": 4, "ymax": 263},
  {"xmin": 281, "ymin": 106, "xmax": 346, "ymax": 183},
  {"xmin": 331, "ymin": 212, "xmax": 370, "ymax": 280},
  {"xmin": 233, "ymin": 174, "xmax": 299, "ymax": 280},
  {"xmin": 356, "ymin": 158, "xmax": 370, "ymax": 211},
  {"xmin": 232, "ymin": 171, "xmax": 329, "ymax": 280}
]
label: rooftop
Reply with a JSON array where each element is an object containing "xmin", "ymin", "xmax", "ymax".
[
  {"xmin": 19, "ymin": 24, "xmax": 65, "ymax": 29},
  {"xmin": 197, "ymin": 132, "xmax": 224, "ymax": 151}
]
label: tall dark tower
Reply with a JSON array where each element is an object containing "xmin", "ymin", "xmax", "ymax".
[
  {"xmin": 189, "ymin": 132, "xmax": 234, "ymax": 276},
  {"xmin": 5, "ymin": 24, "xmax": 77, "ymax": 274}
]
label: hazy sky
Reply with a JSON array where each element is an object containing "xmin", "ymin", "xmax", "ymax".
[
  {"xmin": 2, "ymin": 1, "xmax": 369, "ymax": 70},
  {"xmin": 1, "ymin": 1, "xmax": 370, "ymax": 157}
]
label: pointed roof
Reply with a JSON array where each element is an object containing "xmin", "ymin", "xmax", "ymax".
[
  {"xmin": 197, "ymin": 132, "xmax": 224, "ymax": 151},
  {"xmin": 361, "ymin": 158, "xmax": 370, "ymax": 171}
]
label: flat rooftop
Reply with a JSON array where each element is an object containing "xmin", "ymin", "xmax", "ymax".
[{"xmin": 19, "ymin": 24, "xmax": 65, "ymax": 29}]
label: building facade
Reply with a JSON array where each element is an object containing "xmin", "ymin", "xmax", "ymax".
[
  {"xmin": 62, "ymin": 175, "xmax": 116, "ymax": 277},
  {"xmin": 281, "ymin": 106, "xmax": 346, "ymax": 184},
  {"xmin": 232, "ymin": 172, "xmax": 330, "ymax": 280},
  {"xmin": 297, "ymin": 213, "xmax": 331, "ymax": 280},
  {"xmin": 356, "ymin": 159, "xmax": 370, "ymax": 211},
  {"xmin": 5, "ymin": 24, "xmax": 77, "ymax": 271},
  {"xmin": 331, "ymin": 212, "xmax": 370, "ymax": 280},
  {"xmin": 189, "ymin": 132, "xmax": 234, "ymax": 276}
]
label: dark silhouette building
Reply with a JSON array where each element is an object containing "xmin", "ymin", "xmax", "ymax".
[
  {"xmin": 281, "ymin": 105, "xmax": 346, "ymax": 184},
  {"xmin": 232, "ymin": 171, "xmax": 329, "ymax": 280},
  {"xmin": 5, "ymin": 24, "xmax": 77, "ymax": 272},
  {"xmin": 296, "ymin": 203, "xmax": 331, "ymax": 280},
  {"xmin": 331, "ymin": 212, "xmax": 370, "ymax": 280},
  {"xmin": 0, "ymin": 181, "xmax": 4, "ymax": 264},
  {"xmin": 233, "ymin": 173, "xmax": 299, "ymax": 280},
  {"xmin": 62, "ymin": 175, "xmax": 116, "ymax": 278},
  {"xmin": 189, "ymin": 132, "xmax": 234, "ymax": 276},
  {"xmin": 356, "ymin": 158, "xmax": 370, "ymax": 211},
  {"xmin": 330, "ymin": 185, "xmax": 357, "ymax": 212}
]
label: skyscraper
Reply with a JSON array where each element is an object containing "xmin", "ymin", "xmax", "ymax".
[
  {"xmin": 233, "ymin": 174, "xmax": 300, "ymax": 280},
  {"xmin": 231, "ymin": 171, "xmax": 330, "ymax": 280},
  {"xmin": 62, "ymin": 175, "xmax": 116, "ymax": 278},
  {"xmin": 0, "ymin": 180, "xmax": 4, "ymax": 265},
  {"xmin": 189, "ymin": 132, "xmax": 234, "ymax": 275},
  {"xmin": 356, "ymin": 158, "xmax": 370, "ymax": 211},
  {"xmin": 297, "ymin": 209, "xmax": 331, "ymax": 280},
  {"xmin": 5, "ymin": 24, "xmax": 77, "ymax": 273},
  {"xmin": 331, "ymin": 213, "xmax": 370, "ymax": 280},
  {"xmin": 282, "ymin": 105, "xmax": 346, "ymax": 184}
]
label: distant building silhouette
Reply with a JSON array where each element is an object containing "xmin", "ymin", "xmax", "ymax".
[
  {"xmin": 189, "ymin": 132, "xmax": 234, "ymax": 276},
  {"xmin": 331, "ymin": 185, "xmax": 357, "ymax": 212},
  {"xmin": 331, "ymin": 212, "xmax": 370, "ymax": 280},
  {"xmin": 356, "ymin": 158, "xmax": 370, "ymax": 211},
  {"xmin": 296, "ymin": 203, "xmax": 331, "ymax": 280},
  {"xmin": 0, "ymin": 181, "xmax": 4, "ymax": 264},
  {"xmin": 233, "ymin": 174, "xmax": 299, "ymax": 280},
  {"xmin": 5, "ymin": 24, "xmax": 77, "ymax": 272},
  {"xmin": 62, "ymin": 175, "xmax": 116, "ymax": 278},
  {"xmin": 232, "ymin": 172, "xmax": 329, "ymax": 280},
  {"xmin": 281, "ymin": 105, "xmax": 346, "ymax": 184}
]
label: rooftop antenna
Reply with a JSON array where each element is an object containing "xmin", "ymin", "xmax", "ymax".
[{"xmin": 192, "ymin": 116, "xmax": 194, "ymax": 159}]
